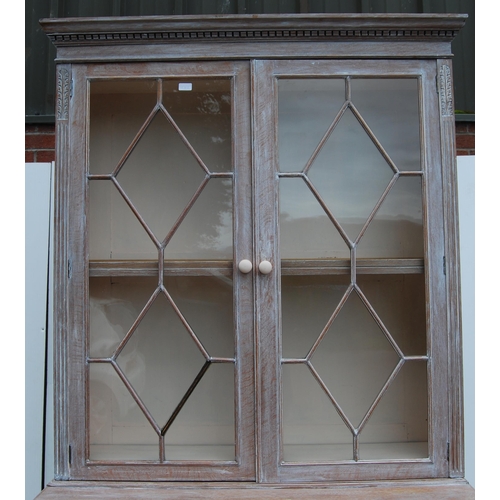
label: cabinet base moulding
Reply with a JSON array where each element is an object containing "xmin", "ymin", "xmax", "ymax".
[{"xmin": 36, "ymin": 479, "xmax": 474, "ymax": 499}]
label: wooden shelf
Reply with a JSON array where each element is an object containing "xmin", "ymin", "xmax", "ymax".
[
  {"xmin": 89, "ymin": 259, "xmax": 424, "ymax": 277},
  {"xmin": 281, "ymin": 258, "xmax": 424, "ymax": 275},
  {"xmin": 89, "ymin": 260, "xmax": 233, "ymax": 277}
]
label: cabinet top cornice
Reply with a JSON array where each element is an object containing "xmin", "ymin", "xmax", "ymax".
[{"xmin": 40, "ymin": 14, "xmax": 467, "ymax": 47}]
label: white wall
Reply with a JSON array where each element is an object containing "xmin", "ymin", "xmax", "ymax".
[
  {"xmin": 25, "ymin": 163, "xmax": 53, "ymax": 500},
  {"xmin": 457, "ymin": 155, "xmax": 475, "ymax": 488}
]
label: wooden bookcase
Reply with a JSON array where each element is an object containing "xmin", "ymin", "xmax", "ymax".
[{"xmin": 37, "ymin": 14, "xmax": 473, "ymax": 498}]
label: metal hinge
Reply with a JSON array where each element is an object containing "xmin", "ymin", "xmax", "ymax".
[
  {"xmin": 436, "ymin": 75, "xmax": 439, "ymax": 93},
  {"xmin": 69, "ymin": 444, "xmax": 72, "ymax": 465},
  {"xmin": 68, "ymin": 259, "xmax": 72, "ymax": 279},
  {"xmin": 70, "ymin": 78, "xmax": 74, "ymax": 99},
  {"xmin": 443, "ymin": 255, "xmax": 446, "ymax": 276},
  {"xmin": 447, "ymin": 442, "xmax": 450, "ymax": 461}
]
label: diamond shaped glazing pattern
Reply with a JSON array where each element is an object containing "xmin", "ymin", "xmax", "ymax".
[
  {"xmin": 310, "ymin": 289, "xmax": 401, "ymax": 429},
  {"xmin": 114, "ymin": 111, "xmax": 207, "ymax": 244},
  {"xmin": 279, "ymin": 76, "xmax": 426, "ymax": 461},
  {"xmin": 88, "ymin": 78, "xmax": 236, "ymax": 461}
]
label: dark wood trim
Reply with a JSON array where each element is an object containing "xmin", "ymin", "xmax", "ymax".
[
  {"xmin": 40, "ymin": 14, "xmax": 466, "ymax": 62},
  {"xmin": 40, "ymin": 14, "xmax": 467, "ymax": 47}
]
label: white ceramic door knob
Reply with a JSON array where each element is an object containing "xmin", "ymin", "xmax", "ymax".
[
  {"xmin": 258, "ymin": 260, "xmax": 273, "ymax": 274},
  {"xmin": 238, "ymin": 259, "xmax": 253, "ymax": 274}
]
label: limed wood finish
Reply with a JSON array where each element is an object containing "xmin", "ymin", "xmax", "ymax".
[
  {"xmin": 68, "ymin": 60, "xmax": 255, "ymax": 482},
  {"xmin": 36, "ymin": 479, "xmax": 474, "ymax": 499},
  {"xmin": 253, "ymin": 57, "xmax": 449, "ymax": 483},
  {"xmin": 40, "ymin": 13, "xmax": 472, "ymax": 498}
]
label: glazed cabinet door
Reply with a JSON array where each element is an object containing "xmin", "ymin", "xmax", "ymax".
[
  {"xmin": 253, "ymin": 59, "xmax": 450, "ymax": 482},
  {"xmin": 63, "ymin": 61, "xmax": 255, "ymax": 481}
]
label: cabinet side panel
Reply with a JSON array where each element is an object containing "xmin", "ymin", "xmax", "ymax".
[
  {"xmin": 53, "ymin": 63, "xmax": 72, "ymax": 479},
  {"xmin": 420, "ymin": 61, "xmax": 449, "ymax": 478},
  {"xmin": 66, "ymin": 63, "xmax": 90, "ymax": 477},
  {"xmin": 437, "ymin": 58, "xmax": 464, "ymax": 478}
]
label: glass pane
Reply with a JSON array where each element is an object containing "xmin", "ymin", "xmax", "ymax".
[
  {"xmin": 89, "ymin": 362, "xmax": 159, "ymax": 461},
  {"xmin": 278, "ymin": 79, "xmax": 345, "ymax": 172},
  {"xmin": 351, "ymin": 79, "xmax": 421, "ymax": 172},
  {"xmin": 165, "ymin": 178, "xmax": 233, "ymax": 260},
  {"xmin": 116, "ymin": 290, "xmax": 207, "ymax": 427},
  {"xmin": 90, "ymin": 275, "xmax": 234, "ymax": 360},
  {"xmin": 278, "ymin": 76, "xmax": 427, "ymax": 468},
  {"xmin": 164, "ymin": 363, "xmax": 235, "ymax": 460},
  {"xmin": 89, "ymin": 80, "xmax": 157, "ymax": 175},
  {"xmin": 90, "ymin": 277, "xmax": 131, "ymax": 358},
  {"xmin": 310, "ymin": 291, "xmax": 400, "ymax": 429},
  {"xmin": 282, "ymin": 364, "xmax": 353, "ymax": 462},
  {"xmin": 88, "ymin": 75, "xmax": 236, "ymax": 464},
  {"xmin": 163, "ymin": 79, "xmax": 232, "ymax": 173},
  {"xmin": 308, "ymin": 108, "xmax": 395, "ymax": 243},
  {"xmin": 89, "ymin": 275, "xmax": 235, "ymax": 461},
  {"xmin": 357, "ymin": 274, "xmax": 426, "ymax": 357},
  {"xmin": 89, "ymin": 179, "xmax": 158, "ymax": 260},
  {"xmin": 116, "ymin": 111, "xmax": 206, "ymax": 242},
  {"xmin": 357, "ymin": 175, "xmax": 424, "ymax": 258},
  {"xmin": 282, "ymin": 275, "xmax": 350, "ymax": 359},
  {"xmin": 164, "ymin": 276, "xmax": 234, "ymax": 359},
  {"xmin": 279, "ymin": 178, "xmax": 349, "ymax": 259},
  {"xmin": 359, "ymin": 361, "xmax": 428, "ymax": 460}
]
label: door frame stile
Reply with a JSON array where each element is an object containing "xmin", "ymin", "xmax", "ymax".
[
  {"xmin": 252, "ymin": 59, "xmax": 281, "ymax": 484},
  {"xmin": 69, "ymin": 61, "xmax": 257, "ymax": 481},
  {"xmin": 232, "ymin": 60, "xmax": 257, "ymax": 481},
  {"xmin": 256, "ymin": 58, "xmax": 451, "ymax": 482}
]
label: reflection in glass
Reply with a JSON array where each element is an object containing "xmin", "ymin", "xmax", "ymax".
[
  {"xmin": 351, "ymin": 79, "xmax": 421, "ymax": 171},
  {"xmin": 359, "ymin": 361, "xmax": 428, "ymax": 460},
  {"xmin": 88, "ymin": 77, "xmax": 236, "ymax": 463},
  {"xmin": 281, "ymin": 275, "xmax": 350, "ymax": 359},
  {"xmin": 89, "ymin": 78, "xmax": 234, "ymax": 261},
  {"xmin": 308, "ymin": 108, "xmax": 394, "ymax": 243},
  {"xmin": 89, "ymin": 275, "xmax": 235, "ymax": 461},
  {"xmin": 164, "ymin": 363, "xmax": 235, "ymax": 460},
  {"xmin": 311, "ymin": 291, "xmax": 400, "ymax": 429},
  {"xmin": 278, "ymin": 75, "xmax": 427, "ymax": 463},
  {"xmin": 282, "ymin": 364, "xmax": 353, "ymax": 462},
  {"xmin": 280, "ymin": 178, "xmax": 350, "ymax": 259},
  {"xmin": 116, "ymin": 112, "xmax": 206, "ymax": 242},
  {"xmin": 89, "ymin": 80, "xmax": 157, "ymax": 175},
  {"xmin": 163, "ymin": 79, "xmax": 232, "ymax": 173},
  {"xmin": 357, "ymin": 176, "xmax": 424, "ymax": 258},
  {"xmin": 116, "ymin": 291, "xmax": 207, "ymax": 427},
  {"xmin": 357, "ymin": 274, "xmax": 426, "ymax": 357},
  {"xmin": 89, "ymin": 179, "xmax": 158, "ymax": 260},
  {"xmin": 278, "ymin": 79, "xmax": 345, "ymax": 172},
  {"xmin": 89, "ymin": 362, "xmax": 159, "ymax": 461},
  {"xmin": 166, "ymin": 178, "xmax": 233, "ymax": 260},
  {"xmin": 164, "ymin": 276, "xmax": 234, "ymax": 359}
]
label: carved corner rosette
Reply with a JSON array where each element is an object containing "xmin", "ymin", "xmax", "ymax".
[
  {"xmin": 57, "ymin": 68, "xmax": 70, "ymax": 120},
  {"xmin": 439, "ymin": 64, "xmax": 454, "ymax": 117}
]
